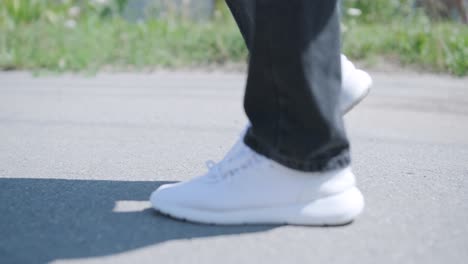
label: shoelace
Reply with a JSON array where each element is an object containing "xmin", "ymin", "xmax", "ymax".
[{"xmin": 204, "ymin": 141, "xmax": 262, "ymax": 182}]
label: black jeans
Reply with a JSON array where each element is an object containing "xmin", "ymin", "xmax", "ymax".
[{"xmin": 227, "ymin": 0, "xmax": 350, "ymax": 172}]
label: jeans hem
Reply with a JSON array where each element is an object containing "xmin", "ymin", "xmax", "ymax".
[{"xmin": 244, "ymin": 132, "xmax": 350, "ymax": 172}]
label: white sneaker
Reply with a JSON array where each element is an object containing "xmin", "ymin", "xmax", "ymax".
[
  {"xmin": 150, "ymin": 139, "xmax": 364, "ymax": 226},
  {"xmin": 340, "ymin": 55, "xmax": 372, "ymax": 114}
]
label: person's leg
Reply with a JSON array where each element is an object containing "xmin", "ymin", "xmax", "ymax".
[
  {"xmin": 225, "ymin": 0, "xmax": 255, "ymax": 49},
  {"xmin": 226, "ymin": 0, "xmax": 372, "ymax": 114},
  {"xmin": 150, "ymin": 0, "xmax": 364, "ymax": 225},
  {"xmin": 244, "ymin": 0, "xmax": 347, "ymax": 171}
]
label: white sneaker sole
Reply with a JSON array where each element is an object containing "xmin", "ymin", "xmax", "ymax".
[{"xmin": 152, "ymin": 187, "xmax": 364, "ymax": 226}]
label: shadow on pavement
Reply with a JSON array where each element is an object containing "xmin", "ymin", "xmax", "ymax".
[{"xmin": 0, "ymin": 178, "xmax": 277, "ymax": 263}]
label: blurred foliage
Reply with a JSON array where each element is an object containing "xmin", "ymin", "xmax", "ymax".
[
  {"xmin": 0, "ymin": 0, "xmax": 128, "ymax": 26},
  {"xmin": 0, "ymin": 0, "xmax": 466, "ymax": 75},
  {"xmin": 0, "ymin": 1, "xmax": 245, "ymax": 71},
  {"xmin": 343, "ymin": 21, "xmax": 468, "ymax": 76},
  {"xmin": 342, "ymin": 0, "xmax": 414, "ymax": 23},
  {"xmin": 341, "ymin": 0, "xmax": 467, "ymax": 75}
]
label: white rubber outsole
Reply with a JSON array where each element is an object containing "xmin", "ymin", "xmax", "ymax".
[{"xmin": 152, "ymin": 187, "xmax": 364, "ymax": 226}]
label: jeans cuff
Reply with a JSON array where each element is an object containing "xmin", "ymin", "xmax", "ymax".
[{"xmin": 243, "ymin": 133, "xmax": 350, "ymax": 172}]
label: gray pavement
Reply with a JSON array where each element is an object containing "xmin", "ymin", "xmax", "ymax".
[{"xmin": 0, "ymin": 71, "xmax": 467, "ymax": 264}]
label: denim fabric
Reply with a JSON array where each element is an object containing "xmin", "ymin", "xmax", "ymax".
[
  {"xmin": 225, "ymin": 0, "xmax": 255, "ymax": 49},
  {"xmin": 227, "ymin": 0, "xmax": 350, "ymax": 172}
]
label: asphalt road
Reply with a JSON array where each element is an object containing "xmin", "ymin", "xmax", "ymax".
[{"xmin": 1, "ymin": 71, "xmax": 467, "ymax": 264}]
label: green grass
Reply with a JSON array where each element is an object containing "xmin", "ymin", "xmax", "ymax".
[
  {"xmin": 0, "ymin": 0, "xmax": 467, "ymax": 75},
  {"xmin": 0, "ymin": 16, "xmax": 247, "ymax": 72},
  {"xmin": 342, "ymin": 20, "xmax": 468, "ymax": 76}
]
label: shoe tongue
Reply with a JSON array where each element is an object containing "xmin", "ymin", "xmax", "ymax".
[
  {"xmin": 223, "ymin": 126, "xmax": 249, "ymax": 161},
  {"xmin": 224, "ymin": 138, "xmax": 246, "ymax": 161}
]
